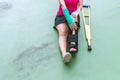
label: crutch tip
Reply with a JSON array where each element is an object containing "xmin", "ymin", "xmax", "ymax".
[{"xmin": 88, "ymin": 45, "xmax": 92, "ymax": 51}]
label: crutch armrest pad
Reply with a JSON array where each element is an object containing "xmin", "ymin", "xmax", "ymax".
[{"xmin": 83, "ymin": 5, "xmax": 90, "ymax": 8}]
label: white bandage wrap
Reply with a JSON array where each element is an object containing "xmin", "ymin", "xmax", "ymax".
[{"xmin": 73, "ymin": 9, "xmax": 80, "ymax": 16}]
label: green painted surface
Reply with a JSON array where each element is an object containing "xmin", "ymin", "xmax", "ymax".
[{"xmin": 0, "ymin": 0, "xmax": 120, "ymax": 80}]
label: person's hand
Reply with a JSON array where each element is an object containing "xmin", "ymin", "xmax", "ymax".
[
  {"xmin": 71, "ymin": 13, "xmax": 76, "ymax": 18},
  {"xmin": 71, "ymin": 8, "xmax": 80, "ymax": 18},
  {"xmin": 69, "ymin": 15, "xmax": 77, "ymax": 30},
  {"xmin": 70, "ymin": 23, "xmax": 77, "ymax": 30}
]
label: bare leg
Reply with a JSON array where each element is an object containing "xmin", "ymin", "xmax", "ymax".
[{"xmin": 56, "ymin": 23, "xmax": 71, "ymax": 63}]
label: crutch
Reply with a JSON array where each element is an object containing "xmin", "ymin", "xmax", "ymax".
[{"xmin": 82, "ymin": 5, "xmax": 92, "ymax": 51}]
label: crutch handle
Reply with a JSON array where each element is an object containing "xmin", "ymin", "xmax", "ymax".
[{"xmin": 83, "ymin": 5, "xmax": 90, "ymax": 8}]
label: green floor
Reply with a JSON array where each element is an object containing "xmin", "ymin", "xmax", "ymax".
[{"xmin": 0, "ymin": 0, "xmax": 120, "ymax": 80}]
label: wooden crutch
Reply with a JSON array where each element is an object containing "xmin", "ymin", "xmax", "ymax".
[{"xmin": 82, "ymin": 5, "xmax": 92, "ymax": 51}]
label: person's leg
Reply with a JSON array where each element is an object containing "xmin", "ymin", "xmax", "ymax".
[
  {"xmin": 68, "ymin": 15, "xmax": 80, "ymax": 53},
  {"xmin": 56, "ymin": 22, "xmax": 71, "ymax": 63},
  {"xmin": 68, "ymin": 28, "xmax": 78, "ymax": 53}
]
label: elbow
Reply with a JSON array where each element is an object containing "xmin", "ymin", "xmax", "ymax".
[{"xmin": 59, "ymin": 1, "xmax": 66, "ymax": 9}]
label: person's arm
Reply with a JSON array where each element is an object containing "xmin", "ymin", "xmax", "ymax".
[
  {"xmin": 58, "ymin": 0, "xmax": 75, "ymax": 27},
  {"xmin": 72, "ymin": 0, "xmax": 83, "ymax": 17},
  {"xmin": 77, "ymin": 0, "xmax": 83, "ymax": 10},
  {"xmin": 58, "ymin": 0, "xmax": 66, "ymax": 9}
]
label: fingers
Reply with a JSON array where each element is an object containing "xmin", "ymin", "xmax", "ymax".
[
  {"xmin": 70, "ymin": 26, "xmax": 76, "ymax": 35},
  {"xmin": 70, "ymin": 24, "xmax": 77, "ymax": 30},
  {"xmin": 70, "ymin": 14, "xmax": 78, "ymax": 30}
]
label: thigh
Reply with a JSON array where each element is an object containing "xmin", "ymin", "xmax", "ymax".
[{"xmin": 56, "ymin": 22, "xmax": 68, "ymax": 34}]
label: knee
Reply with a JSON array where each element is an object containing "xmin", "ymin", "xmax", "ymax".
[{"xmin": 59, "ymin": 29, "xmax": 68, "ymax": 36}]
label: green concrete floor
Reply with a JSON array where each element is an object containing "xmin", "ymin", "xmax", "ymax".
[{"xmin": 0, "ymin": 0, "xmax": 120, "ymax": 80}]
